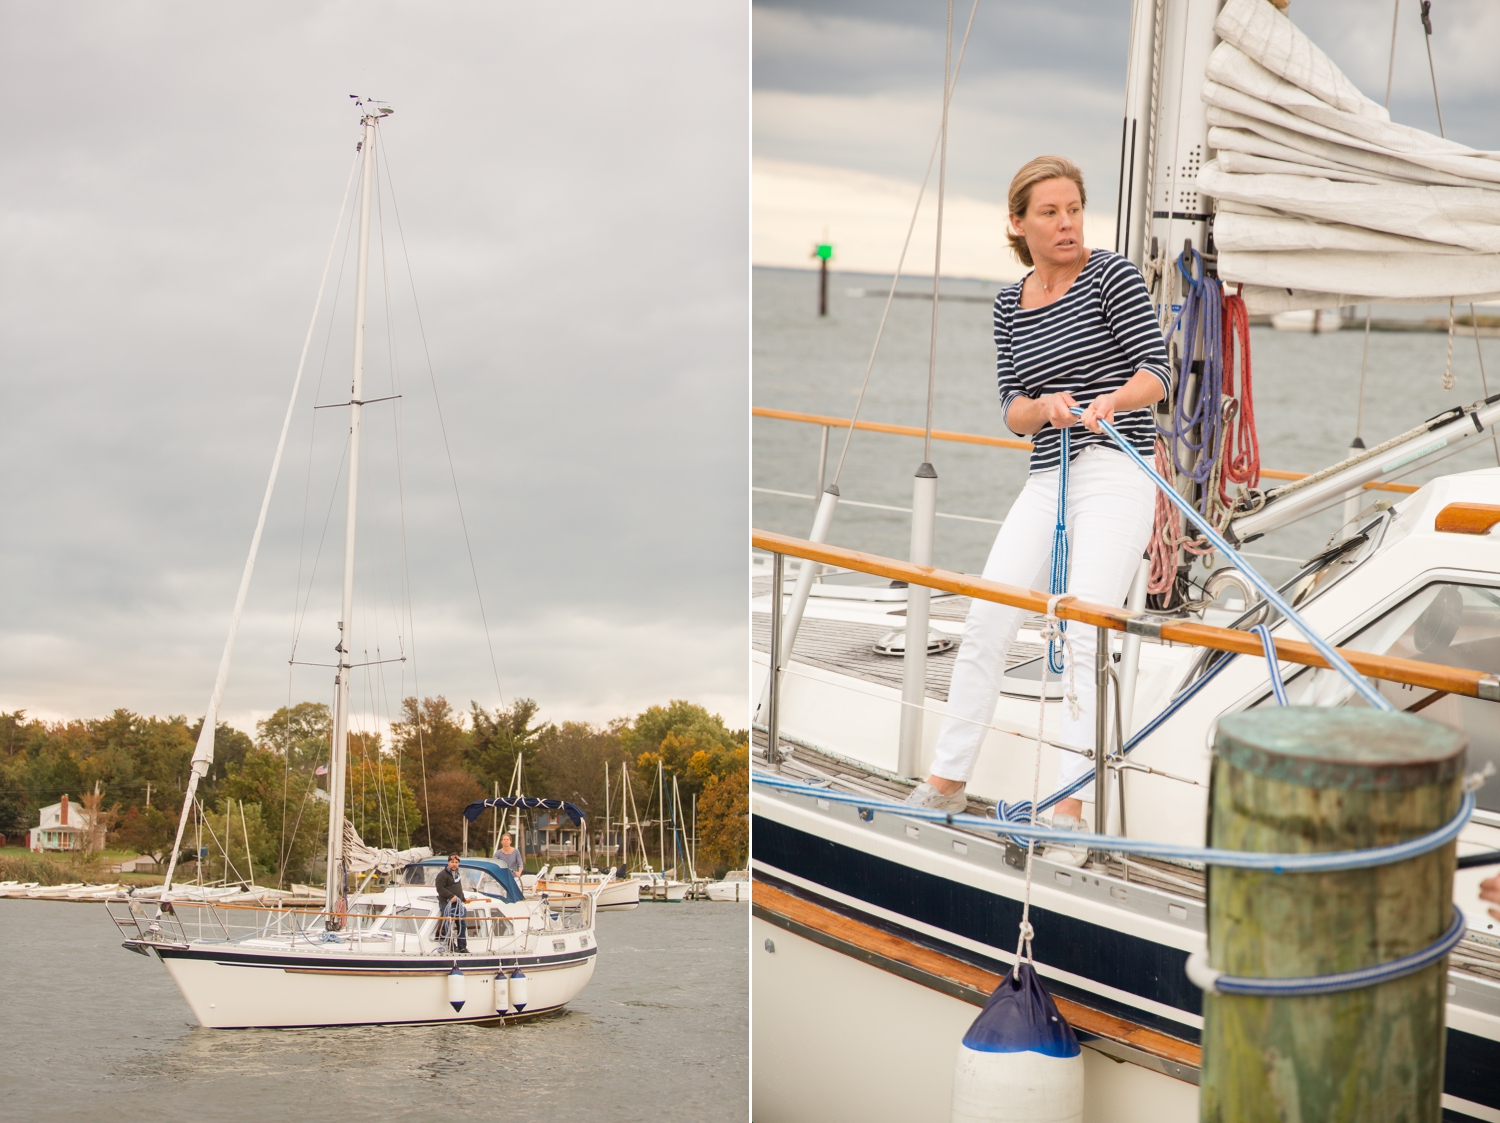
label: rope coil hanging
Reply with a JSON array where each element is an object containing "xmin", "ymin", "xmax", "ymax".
[{"xmin": 1149, "ymin": 252, "xmax": 1260, "ymax": 599}]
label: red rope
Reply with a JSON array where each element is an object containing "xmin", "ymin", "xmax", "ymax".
[{"xmin": 1218, "ymin": 287, "xmax": 1259, "ymax": 506}]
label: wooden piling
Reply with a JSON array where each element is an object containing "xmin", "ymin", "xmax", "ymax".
[{"xmin": 1200, "ymin": 707, "xmax": 1465, "ymax": 1123}]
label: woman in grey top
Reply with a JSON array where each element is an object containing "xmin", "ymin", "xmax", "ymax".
[{"xmin": 494, "ymin": 832, "xmax": 523, "ymax": 877}]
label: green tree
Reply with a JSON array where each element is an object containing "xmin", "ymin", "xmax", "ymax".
[
  {"xmin": 392, "ymin": 696, "xmax": 470, "ymax": 778},
  {"xmin": 256, "ymin": 703, "xmax": 332, "ymax": 769},
  {"xmin": 468, "ymin": 698, "xmax": 544, "ymax": 793},
  {"xmin": 696, "ymin": 760, "xmax": 748, "ymax": 876},
  {"xmin": 422, "ymin": 770, "xmax": 485, "ymax": 854},
  {"xmin": 219, "ymin": 747, "xmax": 323, "ymax": 888},
  {"xmin": 346, "ymin": 732, "xmax": 421, "ymax": 851},
  {"xmin": 117, "ymin": 804, "xmax": 173, "ymax": 863},
  {"xmin": 624, "ymin": 701, "xmax": 745, "ymax": 806},
  {"xmin": 203, "ymin": 798, "xmax": 277, "ymax": 886}
]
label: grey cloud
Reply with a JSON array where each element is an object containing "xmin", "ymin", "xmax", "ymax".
[{"xmin": 1, "ymin": 2, "xmax": 748, "ymax": 728}]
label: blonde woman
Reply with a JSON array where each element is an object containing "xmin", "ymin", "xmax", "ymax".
[{"xmin": 905, "ymin": 156, "xmax": 1169, "ymax": 859}]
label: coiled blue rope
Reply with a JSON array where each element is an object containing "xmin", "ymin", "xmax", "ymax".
[
  {"xmin": 1047, "ymin": 427, "xmax": 1071, "ymax": 674},
  {"xmin": 1185, "ymin": 905, "xmax": 1467, "ymax": 996},
  {"xmin": 1162, "ymin": 249, "xmax": 1225, "ymax": 517}
]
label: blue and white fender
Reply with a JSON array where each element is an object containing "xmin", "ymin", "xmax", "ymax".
[
  {"xmin": 494, "ymin": 971, "xmax": 510, "ymax": 1015},
  {"xmin": 951, "ymin": 962, "xmax": 1083, "ymax": 1123},
  {"xmin": 447, "ymin": 965, "xmax": 466, "ymax": 1012},
  {"xmin": 510, "ymin": 968, "xmax": 528, "ymax": 1012}
]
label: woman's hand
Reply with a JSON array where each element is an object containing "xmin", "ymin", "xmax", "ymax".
[
  {"xmin": 1080, "ymin": 392, "xmax": 1118, "ymax": 434},
  {"xmin": 1041, "ymin": 391, "xmax": 1079, "ymax": 430}
]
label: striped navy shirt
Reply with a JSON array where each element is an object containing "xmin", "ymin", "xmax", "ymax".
[{"xmin": 995, "ymin": 249, "xmax": 1170, "ymax": 474}]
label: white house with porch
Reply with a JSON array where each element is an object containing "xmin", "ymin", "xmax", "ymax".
[{"xmin": 29, "ymin": 794, "xmax": 92, "ymax": 852}]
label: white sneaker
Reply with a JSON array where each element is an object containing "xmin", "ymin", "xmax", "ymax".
[
  {"xmin": 904, "ymin": 782, "xmax": 968, "ymax": 813},
  {"xmin": 1045, "ymin": 813, "xmax": 1091, "ymax": 867}
]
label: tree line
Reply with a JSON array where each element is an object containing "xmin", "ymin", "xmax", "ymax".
[{"xmin": 0, "ymin": 697, "xmax": 748, "ymax": 882}]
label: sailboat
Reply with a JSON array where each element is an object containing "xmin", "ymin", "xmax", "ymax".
[
  {"xmin": 105, "ymin": 102, "xmax": 599, "ymax": 1029},
  {"xmin": 751, "ymin": 3, "xmax": 1500, "ymax": 1120}
]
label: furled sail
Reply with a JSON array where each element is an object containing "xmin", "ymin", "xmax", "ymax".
[
  {"xmin": 1200, "ymin": 0, "xmax": 1500, "ymax": 311},
  {"xmin": 340, "ymin": 819, "xmax": 433, "ymax": 874}
]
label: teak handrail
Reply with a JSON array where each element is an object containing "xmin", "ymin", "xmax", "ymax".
[
  {"xmin": 752, "ymin": 529, "xmax": 1500, "ymax": 701},
  {"xmin": 752, "ymin": 406, "xmax": 1420, "ymax": 495}
]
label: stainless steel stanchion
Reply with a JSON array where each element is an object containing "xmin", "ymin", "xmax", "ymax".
[{"xmin": 768, "ymin": 552, "xmax": 785, "ymax": 770}]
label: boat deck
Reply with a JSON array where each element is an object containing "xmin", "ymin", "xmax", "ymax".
[
  {"xmin": 751, "ymin": 606, "xmax": 1045, "ymax": 702},
  {"xmin": 751, "ymin": 734, "xmax": 1500, "ymax": 985}
]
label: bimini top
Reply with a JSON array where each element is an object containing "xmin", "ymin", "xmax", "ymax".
[
  {"xmin": 402, "ymin": 857, "xmax": 524, "ymax": 903},
  {"xmin": 462, "ymin": 796, "xmax": 584, "ymax": 826}
]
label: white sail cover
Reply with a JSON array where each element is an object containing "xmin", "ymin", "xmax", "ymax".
[
  {"xmin": 341, "ymin": 819, "xmax": 433, "ymax": 874},
  {"xmin": 1201, "ymin": 0, "xmax": 1500, "ymax": 311}
]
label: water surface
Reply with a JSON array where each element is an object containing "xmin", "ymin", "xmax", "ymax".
[
  {"xmin": 754, "ymin": 265, "xmax": 1500, "ymax": 583},
  {"xmin": 0, "ymin": 900, "xmax": 747, "ymax": 1122}
]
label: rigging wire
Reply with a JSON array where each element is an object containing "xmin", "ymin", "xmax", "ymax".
[
  {"xmin": 829, "ymin": 0, "xmax": 980, "ymax": 487},
  {"xmin": 377, "ymin": 134, "xmax": 507, "ymax": 711},
  {"xmin": 1413, "ymin": 1, "xmax": 1500, "ymax": 463},
  {"xmin": 282, "ymin": 169, "xmax": 361, "ymax": 881},
  {"xmin": 1355, "ymin": 0, "xmax": 1403, "ymax": 442},
  {"xmin": 371, "ymin": 136, "xmax": 433, "ymax": 846}
]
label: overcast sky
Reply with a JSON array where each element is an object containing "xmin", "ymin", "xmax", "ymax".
[
  {"xmin": 753, "ymin": 0, "xmax": 1500, "ymax": 276},
  {"xmin": 0, "ymin": 3, "xmax": 749, "ymax": 737}
]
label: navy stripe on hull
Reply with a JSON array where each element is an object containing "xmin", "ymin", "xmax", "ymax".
[
  {"xmin": 756, "ymin": 816, "xmax": 1200, "ymax": 1022},
  {"xmin": 1446, "ymin": 1026, "xmax": 1500, "ymax": 1111},
  {"xmin": 755, "ymin": 814, "xmax": 1500, "ymax": 1110},
  {"xmin": 148, "ymin": 945, "xmax": 595, "ymax": 973}
]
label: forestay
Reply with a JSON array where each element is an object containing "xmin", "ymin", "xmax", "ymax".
[{"xmin": 1201, "ymin": 0, "xmax": 1500, "ymax": 311}]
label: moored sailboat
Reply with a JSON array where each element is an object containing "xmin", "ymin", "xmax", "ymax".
[{"xmin": 106, "ymin": 101, "xmax": 600, "ymax": 1029}]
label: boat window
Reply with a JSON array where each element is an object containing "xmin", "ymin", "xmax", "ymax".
[
  {"xmin": 402, "ymin": 865, "xmax": 439, "ymax": 886},
  {"xmin": 1258, "ymin": 580, "xmax": 1500, "ymax": 811},
  {"xmin": 346, "ymin": 903, "xmax": 387, "ymax": 931},
  {"xmin": 387, "ymin": 906, "xmax": 433, "ymax": 934},
  {"xmin": 459, "ymin": 869, "xmax": 507, "ymax": 896},
  {"xmin": 463, "ymin": 912, "xmax": 515, "ymax": 938}
]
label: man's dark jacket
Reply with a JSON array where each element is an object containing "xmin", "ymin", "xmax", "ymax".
[{"xmin": 435, "ymin": 867, "xmax": 464, "ymax": 909}]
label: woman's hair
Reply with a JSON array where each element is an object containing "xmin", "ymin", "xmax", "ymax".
[{"xmin": 1006, "ymin": 156, "xmax": 1087, "ymax": 268}]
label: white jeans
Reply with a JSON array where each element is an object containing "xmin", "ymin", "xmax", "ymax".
[{"xmin": 930, "ymin": 446, "xmax": 1156, "ymax": 798}]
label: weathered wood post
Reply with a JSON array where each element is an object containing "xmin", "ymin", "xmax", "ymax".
[{"xmin": 1201, "ymin": 707, "xmax": 1465, "ymax": 1123}]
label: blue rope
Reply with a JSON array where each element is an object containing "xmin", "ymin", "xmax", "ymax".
[
  {"xmin": 1077, "ymin": 408, "xmax": 1392, "ymax": 711},
  {"xmin": 1046, "ymin": 427, "xmax": 1071, "ymax": 674},
  {"xmin": 1186, "ymin": 906, "xmax": 1467, "ymax": 996},
  {"xmin": 751, "ymin": 772, "xmax": 1474, "ymax": 873},
  {"xmin": 1021, "ymin": 640, "xmax": 1238, "ymax": 817},
  {"xmin": 1162, "ymin": 249, "xmax": 1224, "ymax": 517},
  {"xmin": 1253, "ymin": 623, "xmax": 1289, "ymax": 706}
]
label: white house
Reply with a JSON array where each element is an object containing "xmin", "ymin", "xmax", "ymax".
[{"xmin": 29, "ymin": 794, "xmax": 92, "ymax": 852}]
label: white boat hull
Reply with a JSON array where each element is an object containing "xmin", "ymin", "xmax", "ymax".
[
  {"xmin": 752, "ymin": 915, "xmax": 1198, "ymax": 1123},
  {"xmin": 153, "ymin": 943, "xmax": 596, "ymax": 1029},
  {"xmin": 705, "ymin": 881, "xmax": 751, "ymax": 902},
  {"xmin": 536, "ymin": 877, "xmax": 640, "ymax": 910}
]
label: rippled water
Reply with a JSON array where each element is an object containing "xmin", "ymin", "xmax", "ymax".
[
  {"xmin": 754, "ymin": 265, "xmax": 1500, "ymax": 583},
  {"xmin": 0, "ymin": 900, "xmax": 747, "ymax": 1122}
]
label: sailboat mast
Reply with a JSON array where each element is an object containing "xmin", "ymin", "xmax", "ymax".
[
  {"xmin": 325, "ymin": 110, "xmax": 379, "ymax": 918},
  {"xmin": 657, "ymin": 759, "xmax": 665, "ymax": 874}
]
